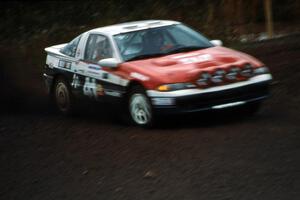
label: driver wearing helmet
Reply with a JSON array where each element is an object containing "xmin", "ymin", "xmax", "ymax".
[{"xmin": 142, "ymin": 30, "xmax": 172, "ymax": 54}]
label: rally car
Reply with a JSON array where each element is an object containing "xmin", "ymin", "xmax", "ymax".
[{"xmin": 44, "ymin": 20, "xmax": 272, "ymax": 126}]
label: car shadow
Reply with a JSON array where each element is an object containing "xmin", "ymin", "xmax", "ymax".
[
  {"xmin": 1, "ymin": 96, "xmax": 264, "ymax": 130},
  {"xmin": 152, "ymin": 109, "xmax": 263, "ymax": 130}
]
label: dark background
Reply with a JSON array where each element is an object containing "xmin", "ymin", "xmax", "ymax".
[
  {"xmin": 1, "ymin": 0, "xmax": 299, "ymax": 41},
  {"xmin": 0, "ymin": 0, "xmax": 299, "ymax": 108}
]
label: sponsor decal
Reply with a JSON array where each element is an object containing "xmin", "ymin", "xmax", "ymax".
[
  {"xmin": 96, "ymin": 84, "xmax": 104, "ymax": 96},
  {"xmin": 83, "ymin": 77, "xmax": 96, "ymax": 98},
  {"xmin": 102, "ymin": 73, "xmax": 109, "ymax": 79},
  {"xmin": 58, "ymin": 60, "xmax": 64, "ymax": 68},
  {"xmin": 58, "ymin": 60, "xmax": 72, "ymax": 69},
  {"xmin": 76, "ymin": 49, "xmax": 81, "ymax": 57},
  {"xmin": 86, "ymin": 65, "xmax": 101, "ymax": 76},
  {"xmin": 66, "ymin": 62, "xmax": 71, "ymax": 69},
  {"xmin": 104, "ymin": 90, "xmax": 122, "ymax": 97},
  {"xmin": 77, "ymin": 69, "xmax": 85, "ymax": 74},
  {"xmin": 88, "ymin": 65, "xmax": 102, "ymax": 70},
  {"xmin": 178, "ymin": 54, "xmax": 212, "ymax": 64},
  {"xmin": 49, "ymin": 63, "xmax": 54, "ymax": 68},
  {"xmin": 172, "ymin": 52, "xmax": 200, "ymax": 59},
  {"xmin": 71, "ymin": 74, "xmax": 81, "ymax": 89},
  {"xmin": 87, "ymin": 71, "xmax": 100, "ymax": 75},
  {"xmin": 83, "ymin": 77, "xmax": 104, "ymax": 98},
  {"xmin": 152, "ymin": 97, "xmax": 175, "ymax": 105},
  {"xmin": 130, "ymin": 72, "xmax": 149, "ymax": 81}
]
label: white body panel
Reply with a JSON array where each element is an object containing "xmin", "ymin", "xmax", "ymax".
[{"xmin": 45, "ymin": 29, "xmax": 129, "ymax": 87}]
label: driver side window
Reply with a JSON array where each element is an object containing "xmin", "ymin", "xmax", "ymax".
[{"xmin": 84, "ymin": 34, "xmax": 113, "ymax": 63}]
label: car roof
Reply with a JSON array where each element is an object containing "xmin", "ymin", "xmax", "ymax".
[{"xmin": 88, "ymin": 20, "xmax": 180, "ymax": 36}]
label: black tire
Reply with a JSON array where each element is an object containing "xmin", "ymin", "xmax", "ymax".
[
  {"xmin": 128, "ymin": 86, "xmax": 154, "ymax": 127},
  {"xmin": 53, "ymin": 77, "xmax": 75, "ymax": 115}
]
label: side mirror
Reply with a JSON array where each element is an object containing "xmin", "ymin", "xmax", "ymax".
[
  {"xmin": 210, "ymin": 40, "xmax": 223, "ymax": 46},
  {"xmin": 98, "ymin": 58, "xmax": 120, "ymax": 68}
]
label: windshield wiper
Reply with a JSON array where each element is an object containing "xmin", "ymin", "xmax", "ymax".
[
  {"xmin": 167, "ymin": 46, "xmax": 208, "ymax": 54},
  {"xmin": 126, "ymin": 53, "xmax": 166, "ymax": 62}
]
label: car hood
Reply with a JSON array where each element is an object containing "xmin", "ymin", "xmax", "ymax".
[{"xmin": 122, "ymin": 46, "xmax": 264, "ymax": 85}]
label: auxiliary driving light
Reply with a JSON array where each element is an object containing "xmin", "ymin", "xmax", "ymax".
[
  {"xmin": 197, "ymin": 72, "xmax": 211, "ymax": 86},
  {"xmin": 211, "ymin": 69, "xmax": 225, "ymax": 84},
  {"xmin": 240, "ymin": 63, "xmax": 253, "ymax": 77},
  {"xmin": 225, "ymin": 67, "xmax": 240, "ymax": 80}
]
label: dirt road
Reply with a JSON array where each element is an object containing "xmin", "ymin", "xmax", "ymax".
[{"xmin": 0, "ymin": 35, "xmax": 299, "ymax": 200}]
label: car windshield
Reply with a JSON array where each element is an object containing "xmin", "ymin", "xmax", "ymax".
[{"xmin": 113, "ymin": 24, "xmax": 213, "ymax": 62}]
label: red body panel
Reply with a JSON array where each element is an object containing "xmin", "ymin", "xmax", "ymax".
[{"xmin": 112, "ymin": 46, "xmax": 264, "ymax": 89}]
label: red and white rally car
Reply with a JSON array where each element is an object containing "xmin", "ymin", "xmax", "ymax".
[{"xmin": 44, "ymin": 20, "xmax": 272, "ymax": 126}]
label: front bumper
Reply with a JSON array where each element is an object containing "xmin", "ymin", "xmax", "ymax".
[{"xmin": 147, "ymin": 74, "xmax": 272, "ymax": 114}]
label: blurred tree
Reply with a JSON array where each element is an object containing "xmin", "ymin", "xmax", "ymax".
[
  {"xmin": 264, "ymin": 0, "xmax": 274, "ymax": 38},
  {"xmin": 0, "ymin": 0, "xmax": 299, "ymax": 43}
]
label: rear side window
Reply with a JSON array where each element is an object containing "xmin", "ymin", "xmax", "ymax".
[
  {"xmin": 60, "ymin": 35, "xmax": 82, "ymax": 57},
  {"xmin": 84, "ymin": 34, "xmax": 113, "ymax": 62}
]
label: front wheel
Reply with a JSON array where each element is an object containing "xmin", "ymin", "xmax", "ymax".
[{"xmin": 128, "ymin": 87, "xmax": 153, "ymax": 127}]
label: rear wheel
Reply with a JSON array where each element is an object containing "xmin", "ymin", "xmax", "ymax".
[
  {"xmin": 53, "ymin": 77, "xmax": 74, "ymax": 115},
  {"xmin": 128, "ymin": 86, "xmax": 153, "ymax": 127}
]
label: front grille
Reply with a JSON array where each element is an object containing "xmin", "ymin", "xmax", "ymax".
[{"xmin": 176, "ymin": 82, "xmax": 269, "ymax": 110}]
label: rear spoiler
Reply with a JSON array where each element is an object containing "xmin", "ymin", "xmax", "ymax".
[{"xmin": 44, "ymin": 43, "xmax": 67, "ymax": 56}]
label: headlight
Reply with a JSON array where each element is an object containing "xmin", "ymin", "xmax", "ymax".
[
  {"xmin": 157, "ymin": 83, "xmax": 196, "ymax": 91},
  {"xmin": 225, "ymin": 67, "xmax": 240, "ymax": 80},
  {"xmin": 197, "ymin": 72, "xmax": 211, "ymax": 86},
  {"xmin": 254, "ymin": 66, "xmax": 269, "ymax": 75},
  {"xmin": 240, "ymin": 63, "xmax": 253, "ymax": 77}
]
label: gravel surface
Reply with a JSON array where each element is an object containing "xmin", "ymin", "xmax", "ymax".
[{"xmin": 0, "ymin": 35, "xmax": 299, "ymax": 200}]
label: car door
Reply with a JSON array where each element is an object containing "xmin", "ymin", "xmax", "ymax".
[{"xmin": 75, "ymin": 33, "xmax": 128, "ymax": 101}]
